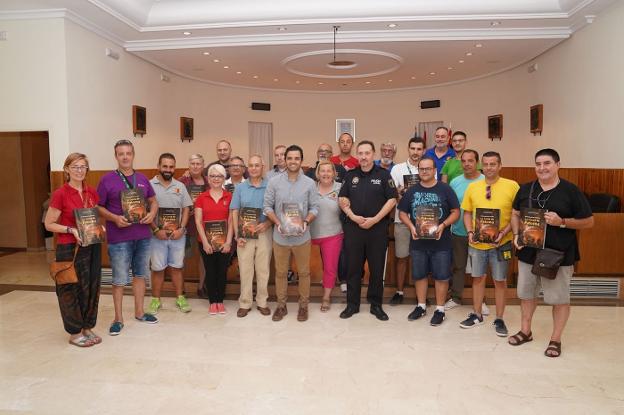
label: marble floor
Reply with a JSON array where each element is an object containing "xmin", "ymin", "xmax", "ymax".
[{"xmin": 1, "ymin": 289, "xmax": 623, "ymax": 415}]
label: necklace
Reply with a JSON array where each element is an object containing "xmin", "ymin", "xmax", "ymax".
[{"xmin": 533, "ymin": 179, "xmax": 560, "ymax": 209}]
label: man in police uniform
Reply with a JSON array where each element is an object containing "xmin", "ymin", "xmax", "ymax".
[{"xmin": 338, "ymin": 140, "xmax": 397, "ymax": 321}]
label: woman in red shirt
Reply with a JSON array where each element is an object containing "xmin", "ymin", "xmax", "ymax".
[
  {"xmin": 44, "ymin": 153, "xmax": 103, "ymax": 347},
  {"xmin": 195, "ymin": 164, "xmax": 234, "ymax": 315}
]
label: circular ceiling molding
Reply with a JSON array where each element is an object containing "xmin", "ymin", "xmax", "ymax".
[{"xmin": 281, "ymin": 49, "xmax": 403, "ymax": 79}]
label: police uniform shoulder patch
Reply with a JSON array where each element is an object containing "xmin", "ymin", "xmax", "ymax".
[
  {"xmin": 352, "ymin": 176, "xmax": 359, "ymax": 185},
  {"xmin": 388, "ymin": 179, "xmax": 396, "ymax": 188}
]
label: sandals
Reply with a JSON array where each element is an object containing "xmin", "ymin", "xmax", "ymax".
[
  {"xmin": 544, "ymin": 340, "xmax": 562, "ymax": 358},
  {"xmin": 85, "ymin": 333, "xmax": 102, "ymax": 345},
  {"xmin": 320, "ymin": 299, "xmax": 331, "ymax": 313},
  {"xmin": 508, "ymin": 330, "xmax": 533, "ymax": 346},
  {"xmin": 69, "ymin": 335, "xmax": 96, "ymax": 348}
]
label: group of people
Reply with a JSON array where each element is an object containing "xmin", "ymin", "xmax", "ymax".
[{"xmin": 45, "ymin": 128, "xmax": 593, "ymax": 358}]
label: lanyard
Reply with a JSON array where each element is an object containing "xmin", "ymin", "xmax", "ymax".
[
  {"xmin": 405, "ymin": 161, "xmax": 416, "ymax": 175},
  {"xmin": 116, "ymin": 170, "xmax": 137, "ymax": 190}
]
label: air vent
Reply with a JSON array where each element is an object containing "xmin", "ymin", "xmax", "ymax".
[{"xmin": 569, "ymin": 277, "xmax": 620, "ymax": 298}]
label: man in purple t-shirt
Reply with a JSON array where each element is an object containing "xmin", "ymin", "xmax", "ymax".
[{"xmin": 97, "ymin": 139, "xmax": 158, "ymax": 336}]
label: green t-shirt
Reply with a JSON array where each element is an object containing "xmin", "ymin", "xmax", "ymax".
[{"xmin": 441, "ymin": 158, "xmax": 463, "ymax": 184}]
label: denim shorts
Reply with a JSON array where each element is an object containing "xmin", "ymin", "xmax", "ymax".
[
  {"xmin": 410, "ymin": 249, "xmax": 452, "ymax": 281},
  {"xmin": 151, "ymin": 235, "xmax": 186, "ymax": 271},
  {"xmin": 108, "ymin": 238, "xmax": 151, "ymax": 286},
  {"xmin": 468, "ymin": 246, "xmax": 509, "ymax": 281}
]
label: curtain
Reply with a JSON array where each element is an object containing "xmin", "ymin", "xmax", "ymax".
[
  {"xmin": 416, "ymin": 121, "xmax": 444, "ymax": 148},
  {"xmin": 248, "ymin": 122, "xmax": 273, "ymax": 167}
]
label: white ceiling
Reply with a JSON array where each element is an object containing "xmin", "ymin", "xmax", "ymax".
[{"xmin": 0, "ymin": 0, "xmax": 616, "ymax": 92}]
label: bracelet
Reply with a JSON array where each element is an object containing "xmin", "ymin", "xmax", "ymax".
[
  {"xmin": 66, "ymin": 226, "xmax": 72, "ymax": 234},
  {"xmin": 152, "ymin": 227, "xmax": 160, "ymax": 235}
]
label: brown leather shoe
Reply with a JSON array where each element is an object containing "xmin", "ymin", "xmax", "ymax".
[
  {"xmin": 297, "ymin": 306, "xmax": 308, "ymax": 322},
  {"xmin": 257, "ymin": 306, "xmax": 271, "ymax": 316},
  {"xmin": 237, "ymin": 308, "xmax": 250, "ymax": 318},
  {"xmin": 272, "ymin": 306, "xmax": 287, "ymax": 322}
]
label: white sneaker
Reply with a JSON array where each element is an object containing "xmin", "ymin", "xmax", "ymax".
[
  {"xmin": 481, "ymin": 302, "xmax": 490, "ymax": 316},
  {"xmin": 340, "ymin": 283, "xmax": 347, "ymax": 293},
  {"xmin": 444, "ymin": 298, "xmax": 461, "ymax": 311}
]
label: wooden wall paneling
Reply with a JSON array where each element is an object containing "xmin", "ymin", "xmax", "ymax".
[
  {"xmin": 576, "ymin": 213, "xmax": 624, "ymax": 274},
  {"xmin": 20, "ymin": 132, "xmax": 50, "ymax": 249}
]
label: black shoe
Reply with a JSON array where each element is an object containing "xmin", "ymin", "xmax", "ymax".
[
  {"xmin": 340, "ymin": 305, "xmax": 360, "ymax": 319},
  {"xmin": 370, "ymin": 305, "xmax": 389, "ymax": 321},
  {"xmin": 407, "ymin": 305, "xmax": 427, "ymax": 321},
  {"xmin": 389, "ymin": 292, "xmax": 404, "ymax": 306},
  {"xmin": 430, "ymin": 310, "xmax": 446, "ymax": 326}
]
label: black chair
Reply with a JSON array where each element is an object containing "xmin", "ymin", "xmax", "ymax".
[{"xmin": 588, "ymin": 193, "xmax": 621, "ymax": 213}]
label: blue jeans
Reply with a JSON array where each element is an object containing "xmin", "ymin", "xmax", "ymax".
[
  {"xmin": 410, "ymin": 249, "xmax": 452, "ymax": 281},
  {"xmin": 108, "ymin": 238, "xmax": 151, "ymax": 286},
  {"xmin": 468, "ymin": 246, "xmax": 509, "ymax": 281},
  {"xmin": 150, "ymin": 235, "xmax": 186, "ymax": 271}
]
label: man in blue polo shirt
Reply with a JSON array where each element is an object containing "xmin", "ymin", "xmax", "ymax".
[{"xmin": 424, "ymin": 127, "xmax": 456, "ymax": 176}]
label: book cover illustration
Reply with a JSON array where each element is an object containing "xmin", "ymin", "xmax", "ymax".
[
  {"xmin": 414, "ymin": 205, "xmax": 439, "ymax": 239},
  {"xmin": 239, "ymin": 207, "xmax": 261, "ymax": 239},
  {"xmin": 157, "ymin": 208, "xmax": 181, "ymax": 234},
  {"xmin": 187, "ymin": 184, "xmax": 206, "ymax": 203},
  {"xmin": 519, "ymin": 207, "xmax": 546, "ymax": 249},
  {"xmin": 120, "ymin": 188, "xmax": 146, "ymax": 223},
  {"xmin": 281, "ymin": 203, "xmax": 304, "ymax": 236},
  {"xmin": 224, "ymin": 183, "xmax": 236, "ymax": 193},
  {"xmin": 74, "ymin": 207, "xmax": 105, "ymax": 246},
  {"xmin": 475, "ymin": 208, "xmax": 500, "ymax": 243},
  {"xmin": 204, "ymin": 220, "xmax": 227, "ymax": 251},
  {"xmin": 403, "ymin": 174, "xmax": 420, "ymax": 190}
]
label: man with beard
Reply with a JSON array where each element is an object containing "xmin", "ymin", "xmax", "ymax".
[
  {"xmin": 330, "ymin": 133, "xmax": 359, "ymax": 170},
  {"xmin": 147, "ymin": 153, "xmax": 194, "ymax": 315},
  {"xmin": 374, "ymin": 142, "xmax": 397, "ymax": 171},
  {"xmin": 424, "ymin": 126, "xmax": 456, "ymax": 176}
]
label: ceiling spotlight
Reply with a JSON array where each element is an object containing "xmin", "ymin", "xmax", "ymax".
[
  {"xmin": 278, "ymin": 27, "xmax": 287, "ymax": 31},
  {"xmin": 475, "ymin": 43, "xmax": 483, "ymax": 48},
  {"xmin": 365, "ymin": 81, "xmax": 371, "ymax": 84},
  {"xmin": 223, "ymin": 66, "xmax": 229, "ymax": 69},
  {"xmin": 295, "ymin": 80, "xmax": 301, "ymax": 84},
  {"xmin": 429, "ymin": 72, "xmax": 436, "ymax": 75},
  {"xmin": 213, "ymin": 59, "xmax": 220, "ymax": 63},
  {"xmin": 466, "ymin": 52, "xmax": 473, "ymax": 56},
  {"xmin": 447, "ymin": 66, "xmax": 454, "ymax": 70},
  {"xmin": 388, "ymin": 23, "xmax": 398, "ymax": 28},
  {"xmin": 318, "ymin": 82, "xmax": 324, "ymax": 85},
  {"xmin": 183, "ymin": 31, "xmax": 191, "ymax": 35},
  {"xmin": 236, "ymin": 71, "xmax": 242, "ymax": 74},
  {"xmin": 202, "ymin": 51, "xmax": 210, "ymax": 55},
  {"xmin": 388, "ymin": 79, "xmax": 393, "ymax": 82},
  {"xmin": 252, "ymin": 75, "xmax": 259, "ymax": 79},
  {"xmin": 490, "ymin": 21, "xmax": 501, "ymax": 26},
  {"xmin": 459, "ymin": 59, "xmax": 465, "ymax": 63},
  {"xmin": 411, "ymin": 76, "xmax": 416, "ymax": 80},
  {"xmin": 273, "ymin": 78, "xmax": 279, "ymax": 82}
]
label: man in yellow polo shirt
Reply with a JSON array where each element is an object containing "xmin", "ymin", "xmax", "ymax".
[{"xmin": 460, "ymin": 151, "xmax": 519, "ymax": 336}]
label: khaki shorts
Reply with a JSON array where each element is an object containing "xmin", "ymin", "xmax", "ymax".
[
  {"xmin": 517, "ymin": 261, "xmax": 573, "ymax": 305},
  {"xmin": 394, "ymin": 222, "xmax": 411, "ymax": 259}
]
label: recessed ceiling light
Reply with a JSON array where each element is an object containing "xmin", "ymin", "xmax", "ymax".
[
  {"xmin": 252, "ymin": 75, "xmax": 259, "ymax": 79},
  {"xmin": 223, "ymin": 66, "xmax": 229, "ymax": 69},
  {"xmin": 411, "ymin": 76, "xmax": 416, "ymax": 80},
  {"xmin": 388, "ymin": 23, "xmax": 398, "ymax": 28},
  {"xmin": 459, "ymin": 59, "xmax": 465, "ymax": 63},
  {"xmin": 447, "ymin": 66, "xmax": 454, "ymax": 70},
  {"xmin": 365, "ymin": 81, "xmax": 371, "ymax": 84},
  {"xmin": 202, "ymin": 51, "xmax": 210, "ymax": 55},
  {"xmin": 183, "ymin": 31, "xmax": 191, "ymax": 35},
  {"xmin": 295, "ymin": 80, "xmax": 301, "ymax": 84},
  {"xmin": 213, "ymin": 59, "xmax": 220, "ymax": 63},
  {"xmin": 388, "ymin": 79, "xmax": 393, "ymax": 82},
  {"xmin": 273, "ymin": 78, "xmax": 279, "ymax": 82},
  {"xmin": 236, "ymin": 71, "xmax": 242, "ymax": 74},
  {"xmin": 429, "ymin": 72, "xmax": 436, "ymax": 75},
  {"xmin": 278, "ymin": 27, "xmax": 287, "ymax": 31},
  {"xmin": 490, "ymin": 21, "xmax": 501, "ymax": 26},
  {"xmin": 465, "ymin": 52, "xmax": 473, "ymax": 56},
  {"xmin": 318, "ymin": 82, "xmax": 324, "ymax": 85},
  {"xmin": 475, "ymin": 43, "xmax": 483, "ymax": 48}
]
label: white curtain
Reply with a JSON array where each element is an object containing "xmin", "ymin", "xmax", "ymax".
[
  {"xmin": 416, "ymin": 121, "xmax": 444, "ymax": 148},
  {"xmin": 248, "ymin": 122, "xmax": 273, "ymax": 167}
]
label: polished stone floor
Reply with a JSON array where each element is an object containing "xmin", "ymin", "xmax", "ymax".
[{"xmin": 1, "ymin": 288, "xmax": 623, "ymax": 415}]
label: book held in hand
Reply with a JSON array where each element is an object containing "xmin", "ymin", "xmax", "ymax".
[
  {"xmin": 414, "ymin": 205, "xmax": 439, "ymax": 239},
  {"xmin": 187, "ymin": 184, "xmax": 206, "ymax": 203},
  {"xmin": 475, "ymin": 208, "xmax": 500, "ymax": 243},
  {"xmin": 238, "ymin": 207, "xmax": 261, "ymax": 239},
  {"xmin": 224, "ymin": 183, "xmax": 235, "ymax": 193},
  {"xmin": 157, "ymin": 208, "xmax": 181, "ymax": 234},
  {"xmin": 281, "ymin": 203, "xmax": 304, "ymax": 236},
  {"xmin": 204, "ymin": 220, "xmax": 227, "ymax": 251},
  {"xmin": 519, "ymin": 207, "xmax": 547, "ymax": 249},
  {"xmin": 74, "ymin": 207, "xmax": 105, "ymax": 246},
  {"xmin": 121, "ymin": 188, "xmax": 146, "ymax": 223},
  {"xmin": 403, "ymin": 174, "xmax": 420, "ymax": 190}
]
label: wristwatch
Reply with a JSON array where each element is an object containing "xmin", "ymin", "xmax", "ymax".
[{"xmin": 559, "ymin": 218, "xmax": 567, "ymax": 228}]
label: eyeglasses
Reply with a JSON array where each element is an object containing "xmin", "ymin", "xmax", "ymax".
[
  {"xmin": 419, "ymin": 167, "xmax": 435, "ymax": 172},
  {"xmin": 486, "ymin": 185, "xmax": 492, "ymax": 200},
  {"xmin": 208, "ymin": 175, "xmax": 225, "ymax": 179},
  {"xmin": 229, "ymin": 164, "xmax": 245, "ymax": 169},
  {"xmin": 69, "ymin": 166, "xmax": 88, "ymax": 172}
]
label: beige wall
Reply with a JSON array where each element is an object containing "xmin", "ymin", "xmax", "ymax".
[
  {"xmin": 1, "ymin": 1, "xmax": 623, "ymax": 170},
  {"xmin": 0, "ymin": 133, "xmax": 27, "ymax": 248}
]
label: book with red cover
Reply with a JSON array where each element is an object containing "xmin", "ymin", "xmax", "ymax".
[
  {"xmin": 475, "ymin": 208, "xmax": 500, "ymax": 243},
  {"xmin": 403, "ymin": 174, "xmax": 420, "ymax": 190},
  {"xmin": 519, "ymin": 207, "xmax": 546, "ymax": 249},
  {"xmin": 120, "ymin": 188, "xmax": 146, "ymax": 223},
  {"xmin": 204, "ymin": 220, "xmax": 227, "ymax": 251},
  {"xmin": 187, "ymin": 184, "xmax": 206, "ymax": 203},
  {"xmin": 157, "ymin": 208, "xmax": 181, "ymax": 235},
  {"xmin": 74, "ymin": 207, "xmax": 105, "ymax": 246},
  {"xmin": 281, "ymin": 203, "xmax": 304, "ymax": 236},
  {"xmin": 238, "ymin": 207, "xmax": 261, "ymax": 239},
  {"xmin": 414, "ymin": 205, "xmax": 439, "ymax": 239}
]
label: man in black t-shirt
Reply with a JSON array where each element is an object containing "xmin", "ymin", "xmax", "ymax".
[
  {"xmin": 398, "ymin": 157, "xmax": 460, "ymax": 326},
  {"xmin": 338, "ymin": 140, "xmax": 397, "ymax": 321},
  {"xmin": 509, "ymin": 149, "xmax": 593, "ymax": 358}
]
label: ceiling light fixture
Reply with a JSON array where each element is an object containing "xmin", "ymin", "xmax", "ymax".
[
  {"xmin": 327, "ymin": 26, "xmax": 356, "ymax": 69},
  {"xmin": 253, "ymin": 75, "xmax": 259, "ymax": 79},
  {"xmin": 223, "ymin": 66, "xmax": 229, "ymax": 69},
  {"xmin": 318, "ymin": 82, "xmax": 324, "ymax": 85},
  {"xmin": 447, "ymin": 66, "xmax": 454, "ymax": 70},
  {"xmin": 183, "ymin": 31, "xmax": 191, "ymax": 35},
  {"xmin": 475, "ymin": 43, "xmax": 483, "ymax": 48},
  {"xmin": 411, "ymin": 76, "xmax": 416, "ymax": 80},
  {"xmin": 213, "ymin": 59, "xmax": 220, "ymax": 63},
  {"xmin": 465, "ymin": 52, "xmax": 473, "ymax": 56},
  {"xmin": 365, "ymin": 81, "xmax": 371, "ymax": 84},
  {"xmin": 295, "ymin": 80, "xmax": 301, "ymax": 84},
  {"xmin": 429, "ymin": 72, "xmax": 436, "ymax": 75},
  {"xmin": 273, "ymin": 78, "xmax": 279, "ymax": 82},
  {"xmin": 388, "ymin": 23, "xmax": 397, "ymax": 28},
  {"xmin": 388, "ymin": 79, "xmax": 393, "ymax": 82},
  {"xmin": 490, "ymin": 21, "xmax": 501, "ymax": 26},
  {"xmin": 278, "ymin": 27, "xmax": 287, "ymax": 31},
  {"xmin": 236, "ymin": 71, "xmax": 242, "ymax": 74},
  {"xmin": 202, "ymin": 51, "xmax": 210, "ymax": 55},
  {"xmin": 459, "ymin": 59, "xmax": 465, "ymax": 63}
]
